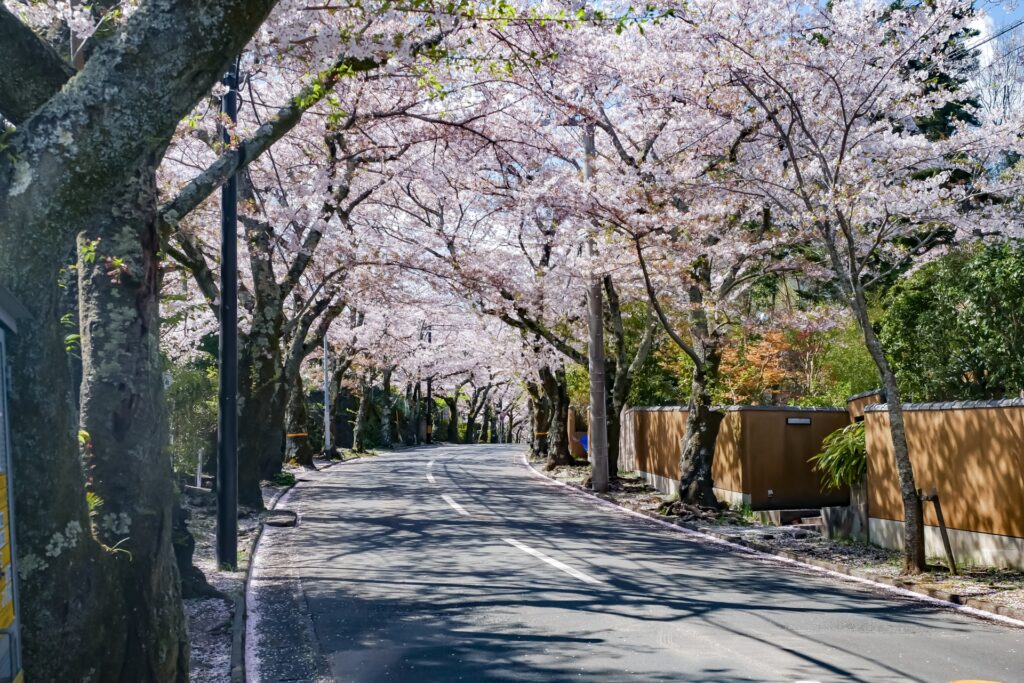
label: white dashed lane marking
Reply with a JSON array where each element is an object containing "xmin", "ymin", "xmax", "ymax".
[
  {"xmin": 441, "ymin": 493, "xmax": 469, "ymax": 516},
  {"xmin": 503, "ymin": 537, "xmax": 603, "ymax": 585}
]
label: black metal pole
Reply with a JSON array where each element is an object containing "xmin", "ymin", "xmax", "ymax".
[
  {"xmin": 425, "ymin": 326, "xmax": 433, "ymax": 444},
  {"xmin": 426, "ymin": 376, "xmax": 433, "ymax": 444},
  {"xmin": 216, "ymin": 61, "xmax": 239, "ymax": 570}
]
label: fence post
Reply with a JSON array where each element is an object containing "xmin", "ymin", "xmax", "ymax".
[{"xmin": 921, "ymin": 488, "xmax": 957, "ymax": 575}]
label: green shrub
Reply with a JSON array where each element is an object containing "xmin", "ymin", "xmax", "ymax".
[
  {"xmin": 878, "ymin": 243, "xmax": 1024, "ymax": 401},
  {"xmin": 810, "ymin": 422, "xmax": 866, "ymax": 491},
  {"xmin": 165, "ymin": 361, "xmax": 218, "ymax": 475},
  {"xmin": 271, "ymin": 472, "xmax": 296, "ymax": 487}
]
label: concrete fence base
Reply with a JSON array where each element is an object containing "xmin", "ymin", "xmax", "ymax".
[{"xmin": 869, "ymin": 517, "xmax": 1024, "ymax": 570}]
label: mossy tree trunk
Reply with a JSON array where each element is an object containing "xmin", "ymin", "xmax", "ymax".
[
  {"xmin": 285, "ymin": 373, "xmax": 316, "ymax": 467},
  {"xmin": 76, "ymin": 162, "xmax": 189, "ymax": 681},
  {"xmin": 444, "ymin": 390, "xmax": 462, "ymax": 443},
  {"xmin": 540, "ymin": 366, "xmax": 572, "ymax": 468},
  {"xmin": 352, "ymin": 373, "xmax": 374, "ymax": 453}
]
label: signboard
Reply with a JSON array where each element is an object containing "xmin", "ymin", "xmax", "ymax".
[{"xmin": 787, "ymin": 417, "xmax": 812, "ymax": 425}]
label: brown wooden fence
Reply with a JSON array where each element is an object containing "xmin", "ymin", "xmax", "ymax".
[
  {"xmin": 865, "ymin": 400, "xmax": 1024, "ymax": 568},
  {"xmin": 619, "ymin": 406, "xmax": 849, "ymax": 509}
]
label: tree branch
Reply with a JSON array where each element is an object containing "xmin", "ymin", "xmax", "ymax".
[{"xmin": 0, "ymin": 5, "xmax": 76, "ymax": 124}]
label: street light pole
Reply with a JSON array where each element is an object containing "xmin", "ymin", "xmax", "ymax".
[
  {"xmin": 583, "ymin": 120, "xmax": 609, "ymax": 493},
  {"xmin": 425, "ymin": 325, "xmax": 433, "ymax": 444},
  {"xmin": 216, "ymin": 60, "xmax": 240, "ymax": 570}
]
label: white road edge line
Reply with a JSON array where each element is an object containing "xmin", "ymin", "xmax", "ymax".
[
  {"xmin": 441, "ymin": 493, "xmax": 469, "ymax": 516},
  {"xmin": 426, "ymin": 459, "xmax": 436, "ymax": 484},
  {"xmin": 504, "ymin": 537, "xmax": 603, "ymax": 585},
  {"xmin": 520, "ymin": 453, "xmax": 1024, "ymax": 631}
]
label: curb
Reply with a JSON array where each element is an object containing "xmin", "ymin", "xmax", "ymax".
[
  {"xmin": 229, "ymin": 458, "xmax": 342, "ymax": 682},
  {"xmin": 521, "ymin": 455, "xmax": 1024, "ymax": 630},
  {"xmin": 238, "ymin": 455, "xmax": 367, "ymax": 682}
]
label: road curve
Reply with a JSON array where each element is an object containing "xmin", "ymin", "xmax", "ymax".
[{"xmin": 247, "ymin": 444, "xmax": 1023, "ymax": 682}]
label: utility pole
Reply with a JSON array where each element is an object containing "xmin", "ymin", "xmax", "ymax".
[
  {"xmin": 425, "ymin": 325, "xmax": 433, "ymax": 444},
  {"xmin": 323, "ymin": 334, "xmax": 332, "ymax": 456},
  {"xmin": 583, "ymin": 120, "xmax": 609, "ymax": 493},
  {"xmin": 216, "ymin": 60, "xmax": 239, "ymax": 570}
]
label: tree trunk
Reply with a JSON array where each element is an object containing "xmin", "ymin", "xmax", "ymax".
[
  {"xmin": 540, "ymin": 367, "xmax": 572, "ymax": 468},
  {"xmin": 173, "ymin": 496, "xmax": 220, "ymax": 599},
  {"xmin": 489, "ymin": 407, "xmax": 499, "ymax": 444},
  {"xmin": 402, "ymin": 383, "xmax": 418, "ymax": 445},
  {"xmin": 587, "ymin": 273, "xmax": 609, "ymax": 492},
  {"xmin": 823, "ymin": 221, "xmax": 926, "ymax": 573},
  {"xmin": 479, "ymin": 403, "xmax": 491, "ymax": 444},
  {"xmin": 525, "ymin": 393, "xmax": 543, "ymax": 457},
  {"xmin": 849, "ymin": 286, "xmax": 926, "ymax": 573},
  {"xmin": 497, "ymin": 404, "xmax": 506, "ymax": 444},
  {"xmin": 285, "ymin": 374, "xmax": 316, "ymax": 467},
  {"xmin": 0, "ymin": 1, "xmax": 281, "ymax": 678},
  {"xmin": 678, "ymin": 356, "xmax": 724, "ymax": 508},
  {"xmin": 603, "ymin": 276, "xmax": 658, "ymax": 480},
  {"xmin": 236, "ymin": 313, "xmax": 286, "ymax": 508},
  {"xmin": 76, "ymin": 163, "xmax": 188, "ymax": 681},
  {"xmin": 352, "ymin": 377, "xmax": 371, "ymax": 453},
  {"xmin": 445, "ymin": 395, "xmax": 460, "ymax": 443},
  {"xmin": 379, "ymin": 367, "xmax": 394, "ymax": 448},
  {"xmin": 0, "ymin": 208, "xmax": 123, "ymax": 683}
]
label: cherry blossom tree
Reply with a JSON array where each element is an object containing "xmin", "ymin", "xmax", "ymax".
[{"xmin": 682, "ymin": 0, "xmax": 1023, "ymax": 571}]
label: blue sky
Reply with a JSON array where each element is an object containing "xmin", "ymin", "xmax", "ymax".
[{"xmin": 981, "ymin": 1, "xmax": 1024, "ymax": 27}]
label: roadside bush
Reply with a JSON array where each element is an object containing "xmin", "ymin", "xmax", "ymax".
[
  {"xmin": 810, "ymin": 422, "xmax": 866, "ymax": 491},
  {"xmin": 878, "ymin": 243, "xmax": 1024, "ymax": 401},
  {"xmin": 165, "ymin": 360, "xmax": 218, "ymax": 476}
]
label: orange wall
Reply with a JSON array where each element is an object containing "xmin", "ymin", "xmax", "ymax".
[{"xmin": 866, "ymin": 404, "xmax": 1024, "ymax": 538}]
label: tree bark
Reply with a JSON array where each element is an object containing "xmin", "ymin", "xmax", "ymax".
[
  {"xmin": 444, "ymin": 389, "xmax": 462, "ymax": 443},
  {"xmin": 172, "ymin": 496, "xmax": 220, "ymax": 599},
  {"xmin": 402, "ymin": 383, "xmax": 418, "ymax": 445},
  {"xmin": 0, "ymin": 224, "xmax": 122, "ymax": 682},
  {"xmin": 674, "ymin": 257, "xmax": 727, "ymax": 508},
  {"xmin": 678, "ymin": 356, "xmax": 724, "ymax": 507},
  {"xmin": 0, "ymin": 5, "xmax": 76, "ymax": 123},
  {"xmin": 352, "ymin": 375, "xmax": 372, "ymax": 453},
  {"xmin": 76, "ymin": 163, "xmax": 189, "ymax": 681},
  {"xmin": 603, "ymin": 277, "xmax": 657, "ymax": 477},
  {"xmin": 379, "ymin": 366, "xmax": 395, "ymax": 448},
  {"xmin": 849, "ymin": 283, "xmax": 926, "ymax": 572},
  {"xmin": 479, "ymin": 403, "xmax": 492, "ymax": 444},
  {"xmin": 540, "ymin": 367, "xmax": 572, "ymax": 468},
  {"xmin": 525, "ymin": 387, "xmax": 546, "ymax": 458},
  {"xmin": 285, "ymin": 374, "xmax": 316, "ymax": 467},
  {"xmin": 588, "ymin": 270, "xmax": 609, "ymax": 492}
]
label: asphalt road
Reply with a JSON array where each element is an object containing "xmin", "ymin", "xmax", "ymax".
[{"xmin": 246, "ymin": 444, "xmax": 1023, "ymax": 682}]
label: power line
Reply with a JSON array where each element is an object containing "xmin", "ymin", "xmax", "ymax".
[{"xmin": 947, "ymin": 17, "xmax": 1024, "ymax": 62}]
